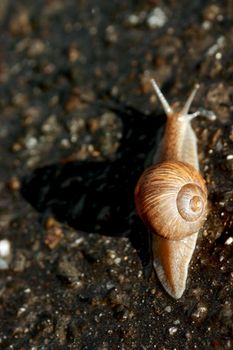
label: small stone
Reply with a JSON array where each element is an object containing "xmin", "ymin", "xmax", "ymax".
[
  {"xmin": 25, "ymin": 136, "xmax": 38, "ymax": 149},
  {"xmin": 10, "ymin": 8, "xmax": 32, "ymax": 35},
  {"xmin": 44, "ymin": 216, "xmax": 59, "ymax": 229},
  {"xmin": 24, "ymin": 288, "xmax": 31, "ymax": 294},
  {"xmin": 225, "ymin": 237, "xmax": 233, "ymax": 245},
  {"xmin": 203, "ymin": 4, "xmax": 221, "ymax": 21},
  {"xmin": 191, "ymin": 304, "xmax": 208, "ymax": 321},
  {"xmin": 0, "ymin": 239, "xmax": 11, "ymax": 258},
  {"xmin": 27, "ymin": 39, "xmax": 45, "ymax": 57},
  {"xmin": 169, "ymin": 326, "xmax": 178, "ymax": 335},
  {"xmin": 7, "ymin": 177, "xmax": 21, "ymax": 191},
  {"xmin": 0, "ymin": 239, "xmax": 11, "ymax": 270},
  {"xmin": 23, "ymin": 106, "xmax": 41, "ymax": 125},
  {"xmin": 127, "ymin": 14, "xmax": 140, "ymax": 26},
  {"xmin": 105, "ymin": 281, "xmax": 114, "ymax": 292},
  {"xmin": 147, "ymin": 7, "xmax": 167, "ymax": 29},
  {"xmin": 164, "ymin": 306, "xmax": 172, "ymax": 313},
  {"xmin": 11, "ymin": 142, "xmax": 22, "ymax": 152},
  {"xmin": 13, "ymin": 92, "xmax": 28, "ymax": 107},
  {"xmin": 65, "ymin": 93, "xmax": 82, "ymax": 112},
  {"xmin": 70, "ymin": 237, "xmax": 84, "ymax": 248},
  {"xmin": 57, "ymin": 256, "xmax": 82, "ymax": 285},
  {"xmin": 0, "ymin": 258, "xmax": 8, "ymax": 270},
  {"xmin": 105, "ymin": 25, "xmax": 118, "ymax": 44},
  {"xmin": 113, "ymin": 257, "xmax": 121, "ymax": 265},
  {"xmin": 226, "ymin": 154, "xmax": 233, "ymax": 160},
  {"xmin": 44, "ymin": 226, "xmax": 64, "ymax": 250},
  {"xmin": 87, "ymin": 118, "xmax": 99, "ymax": 134},
  {"xmin": 113, "ymin": 304, "xmax": 129, "ymax": 321},
  {"xmin": 173, "ymin": 319, "xmax": 180, "ymax": 325},
  {"xmin": 68, "ymin": 45, "xmax": 80, "ymax": 63},
  {"xmin": 12, "ymin": 251, "xmax": 27, "ymax": 272}
]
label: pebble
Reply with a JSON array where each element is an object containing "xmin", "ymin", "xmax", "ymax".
[
  {"xmin": 0, "ymin": 258, "xmax": 8, "ymax": 270},
  {"xmin": 169, "ymin": 326, "xmax": 178, "ymax": 335},
  {"xmin": 12, "ymin": 251, "xmax": 27, "ymax": 272},
  {"xmin": 0, "ymin": 239, "xmax": 11, "ymax": 270},
  {"xmin": 70, "ymin": 237, "xmax": 84, "ymax": 248},
  {"xmin": 27, "ymin": 39, "xmax": 45, "ymax": 57},
  {"xmin": 127, "ymin": 14, "xmax": 140, "ymax": 26},
  {"xmin": 203, "ymin": 4, "xmax": 221, "ymax": 21},
  {"xmin": 191, "ymin": 304, "xmax": 208, "ymax": 321},
  {"xmin": 147, "ymin": 7, "xmax": 167, "ymax": 29},
  {"xmin": 105, "ymin": 25, "xmax": 118, "ymax": 44},
  {"xmin": 207, "ymin": 36, "xmax": 225, "ymax": 56},
  {"xmin": 7, "ymin": 177, "xmax": 21, "ymax": 191},
  {"xmin": 164, "ymin": 306, "xmax": 172, "ymax": 313},
  {"xmin": 44, "ymin": 226, "xmax": 64, "ymax": 250},
  {"xmin": 44, "ymin": 217, "xmax": 64, "ymax": 249},
  {"xmin": 10, "ymin": 8, "xmax": 32, "ymax": 35},
  {"xmin": 0, "ymin": 239, "xmax": 11, "ymax": 258},
  {"xmin": 225, "ymin": 237, "xmax": 233, "ymax": 245},
  {"xmin": 57, "ymin": 255, "xmax": 82, "ymax": 286},
  {"xmin": 226, "ymin": 154, "xmax": 233, "ymax": 160},
  {"xmin": 68, "ymin": 45, "xmax": 80, "ymax": 63}
]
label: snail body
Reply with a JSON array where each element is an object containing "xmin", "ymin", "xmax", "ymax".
[{"xmin": 135, "ymin": 80, "xmax": 208, "ymax": 299}]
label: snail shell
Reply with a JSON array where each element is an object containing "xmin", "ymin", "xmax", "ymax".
[
  {"xmin": 135, "ymin": 161, "xmax": 207, "ymax": 240},
  {"xmin": 135, "ymin": 79, "xmax": 208, "ymax": 299}
]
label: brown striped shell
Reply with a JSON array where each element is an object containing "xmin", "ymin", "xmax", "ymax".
[{"xmin": 134, "ymin": 161, "xmax": 208, "ymax": 240}]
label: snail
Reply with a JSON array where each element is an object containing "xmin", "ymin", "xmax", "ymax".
[{"xmin": 134, "ymin": 79, "xmax": 208, "ymax": 299}]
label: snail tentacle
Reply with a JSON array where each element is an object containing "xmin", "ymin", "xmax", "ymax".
[
  {"xmin": 151, "ymin": 79, "xmax": 173, "ymax": 116},
  {"xmin": 181, "ymin": 83, "xmax": 200, "ymax": 116}
]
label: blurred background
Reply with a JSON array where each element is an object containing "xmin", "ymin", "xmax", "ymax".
[{"xmin": 0, "ymin": 1, "xmax": 233, "ymax": 349}]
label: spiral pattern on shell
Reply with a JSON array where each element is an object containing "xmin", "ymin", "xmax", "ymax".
[{"xmin": 134, "ymin": 161, "xmax": 208, "ymax": 240}]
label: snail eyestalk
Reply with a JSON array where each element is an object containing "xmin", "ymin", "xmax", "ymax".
[
  {"xmin": 181, "ymin": 83, "xmax": 200, "ymax": 116},
  {"xmin": 151, "ymin": 79, "xmax": 173, "ymax": 116}
]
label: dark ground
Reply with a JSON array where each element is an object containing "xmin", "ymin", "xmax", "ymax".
[{"xmin": 0, "ymin": 0, "xmax": 233, "ymax": 349}]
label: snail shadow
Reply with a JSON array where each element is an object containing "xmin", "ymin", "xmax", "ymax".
[{"xmin": 21, "ymin": 105, "xmax": 164, "ymax": 274}]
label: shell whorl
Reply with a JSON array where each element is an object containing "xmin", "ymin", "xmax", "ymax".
[{"xmin": 134, "ymin": 161, "xmax": 207, "ymax": 240}]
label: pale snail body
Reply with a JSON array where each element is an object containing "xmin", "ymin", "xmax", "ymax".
[{"xmin": 135, "ymin": 80, "xmax": 208, "ymax": 299}]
